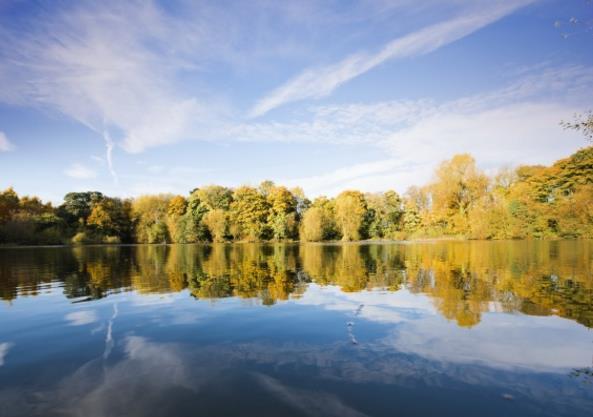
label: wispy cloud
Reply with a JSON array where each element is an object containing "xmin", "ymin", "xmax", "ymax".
[
  {"xmin": 64, "ymin": 163, "xmax": 97, "ymax": 180},
  {"xmin": 235, "ymin": 65, "xmax": 593, "ymax": 149},
  {"xmin": 1, "ymin": 0, "xmax": 591, "ymax": 202},
  {"xmin": 0, "ymin": 0, "xmax": 206, "ymax": 175},
  {"xmin": 0, "ymin": 131, "xmax": 14, "ymax": 151},
  {"xmin": 0, "ymin": 0, "xmax": 363, "ymax": 160},
  {"xmin": 250, "ymin": 0, "xmax": 537, "ymax": 117},
  {"xmin": 282, "ymin": 159, "xmax": 410, "ymax": 197},
  {"xmin": 276, "ymin": 65, "xmax": 591, "ymax": 196}
]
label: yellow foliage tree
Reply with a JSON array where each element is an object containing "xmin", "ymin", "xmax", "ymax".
[
  {"xmin": 334, "ymin": 190, "xmax": 367, "ymax": 241},
  {"xmin": 203, "ymin": 209, "xmax": 228, "ymax": 242}
]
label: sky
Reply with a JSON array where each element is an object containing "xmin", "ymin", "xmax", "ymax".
[{"xmin": 0, "ymin": 0, "xmax": 592, "ymax": 203}]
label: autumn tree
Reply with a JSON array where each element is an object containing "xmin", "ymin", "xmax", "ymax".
[
  {"xmin": 401, "ymin": 186, "xmax": 429, "ymax": 237},
  {"xmin": 195, "ymin": 185, "xmax": 233, "ymax": 210},
  {"xmin": 334, "ymin": 190, "xmax": 367, "ymax": 241},
  {"xmin": 430, "ymin": 154, "xmax": 489, "ymax": 235},
  {"xmin": 87, "ymin": 197, "xmax": 133, "ymax": 242},
  {"xmin": 229, "ymin": 186, "xmax": 270, "ymax": 241},
  {"xmin": 267, "ymin": 185, "xmax": 298, "ymax": 240},
  {"xmin": 300, "ymin": 207, "xmax": 325, "ymax": 242},
  {"xmin": 290, "ymin": 186, "xmax": 310, "ymax": 214},
  {"xmin": 132, "ymin": 195, "xmax": 172, "ymax": 243},
  {"xmin": 0, "ymin": 187, "xmax": 19, "ymax": 223},
  {"xmin": 3, "ymin": 146, "xmax": 593, "ymax": 245},
  {"xmin": 203, "ymin": 209, "xmax": 228, "ymax": 242},
  {"xmin": 165, "ymin": 195, "xmax": 194, "ymax": 243}
]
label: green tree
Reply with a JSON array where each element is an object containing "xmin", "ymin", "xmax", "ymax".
[
  {"xmin": 87, "ymin": 197, "xmax": 133, "ymax": 242},
  {"xmin": 401, "ymin": 186, "xmax": 429, "ymax": 236},
  {"xmin": 195, "ymin": 185, "xmax": 233, "ymax": 210},
  {"xmin": 365, "ymin": 191, "xmax": 403, "ymax": 239},
  {"xmin": 166, "ymin": 195, "xmax": 193, "ymax": 243},
  {"xmin": 267, "ymin": 186, "xmax": 298, "ymax": 240},
  {"xmin": 185, "ymin": 191, "xmax": 210, "ymax": 241},
  {"xmin": 59, "ymin": 191, "xmax": 104, "ymax": 228}
]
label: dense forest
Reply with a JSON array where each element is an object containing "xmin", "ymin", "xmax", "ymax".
[{"xmin": 1, "ymin": 146, "xmax": 592, "ymax": 245}]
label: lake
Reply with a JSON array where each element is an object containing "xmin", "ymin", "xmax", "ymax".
[{"xmin": 1, "ymin": 241, "xmax": 592, "ymax": 417}]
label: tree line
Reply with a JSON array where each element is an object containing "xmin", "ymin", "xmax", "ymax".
[{"xmin": 1, "ymin": 146, "xmax": 592, "ymax": 245}]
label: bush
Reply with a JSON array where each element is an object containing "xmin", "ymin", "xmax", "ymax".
[
  {"xmin": 103, "ymin": 235, "xmax": 121, "ymax": 244},
  {"xmin": 71, "ymin": 232, "xmax": 91, "ymax": 244}
]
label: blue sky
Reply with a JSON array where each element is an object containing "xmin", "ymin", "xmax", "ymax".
[{"xmin": 0, "ymin": 0, "xmax": 592, "ymax": 203}]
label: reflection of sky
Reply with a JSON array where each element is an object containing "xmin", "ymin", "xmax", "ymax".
[
  {"xmin": 295, "ymin": 284, "xmax": 436, "ymax": 323},
  {"xmin": 65, "ymin": 310, "xmax": 98, "ymax": 326},
  {"xmin": 294, "ymin": 285, "xmax": 593, "ymax": 373},
  {"xmin": 0, "ymin": 342, "xmax": 12, "ymax": 366},
  {"xmin": 1, "ymin": 284, "xmax": 593, "ymax": 417},
  {"xmin": 389, "ymin": 313, "xmax": 593, "ymax": 372}
]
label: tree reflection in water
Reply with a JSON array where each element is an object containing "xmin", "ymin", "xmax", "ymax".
[{"xmin": 1, "ymin": 240, "xmax": 592, "ymax": 328}]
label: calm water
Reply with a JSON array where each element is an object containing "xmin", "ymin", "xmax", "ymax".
[{"xmin": 1, "ymin": 241, "xmax": 593, "ymax": 417}]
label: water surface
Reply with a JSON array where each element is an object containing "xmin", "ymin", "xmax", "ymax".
[{"xmin": 1, "ymin": 241, "xmax": 592, "ymax": 417}]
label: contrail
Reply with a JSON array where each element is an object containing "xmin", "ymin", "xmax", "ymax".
[
  {"xmin": 347, "ymin": 304, "xmax": 364, "ymax": 345},
  {"xmin": 103, "ymin": 303, "xmax": 119, "ymax": 360},
  {"xmin": 103, "ymin": 130, "xmax": 119, "ymax": 185}
]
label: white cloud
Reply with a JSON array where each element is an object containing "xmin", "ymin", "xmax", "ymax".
[
  {"xmin": 0, "ymin": 342, "xmax": 12, "ymax": 366},
  {"xmin": 236, "ymin": 65, "xmax": 593, "ymax": 144},
  {"xmin": 250, "ymin": 0, "xmax": 537, "ymax": 117},
  {"xmin": 387, "ymin": 101, "xmax": 583, "ymax": 170},
  {"xmin": 297, "ymin": 284, "xmax": 593, "ymax": 373},
  {"xmin": 131, "ymin": 295, "xmax": 177, "ymax": 306},
  {"xmin": 283, "ymin": 102, "xmax": 585, "ymax": 197},
  {"xmin": 282, "ymin": 159, "xmax": 410, "ymax": 197},
  {"xmin": 64, "ymin": 163, "xmax": 97, "ymax": 180},
  {"xmin": 0, "ymin": 131, "xmax": 14, "ymax": 151},
  {"xmin": 0, "ymin": 0, "xmax": 590, "ymax": 202},
  {"xmin": 0, "ymin": 0, "xmax": 386, "ymax": 157},
  {"xmin": 0, "ymin": 0, "xmax": 209, "ymax": 171},
  {"xmin": 65, "ymin": 310, "xmax": 98, "ymax": 326},
  {"xmin": 296, "ymin": 285, "xmax": 436, "ymax": 324},
  {"xmin": 231, "ymin": 100, "xmax": 432, "ymax": 145},
  {"xmin": 390, "ymin": 314, "xmax": 593, "ymax": 372},
  {"xmin": 275, "ymin": 66, "xmax": 592, "ymax": 196}
]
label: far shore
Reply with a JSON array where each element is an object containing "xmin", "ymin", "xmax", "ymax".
[{"xmin": 1, "ymin": 237, "xmax": 587, "ymax": 249}]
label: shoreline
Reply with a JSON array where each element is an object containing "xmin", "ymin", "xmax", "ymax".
[{"xmin": 0, "ymin": 237, "xmax": 587, "ymax": 249}]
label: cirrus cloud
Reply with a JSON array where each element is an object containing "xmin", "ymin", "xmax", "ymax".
[{"xmin": 250, "ymin": 0, "xmax": 538, "ymax": 117}]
